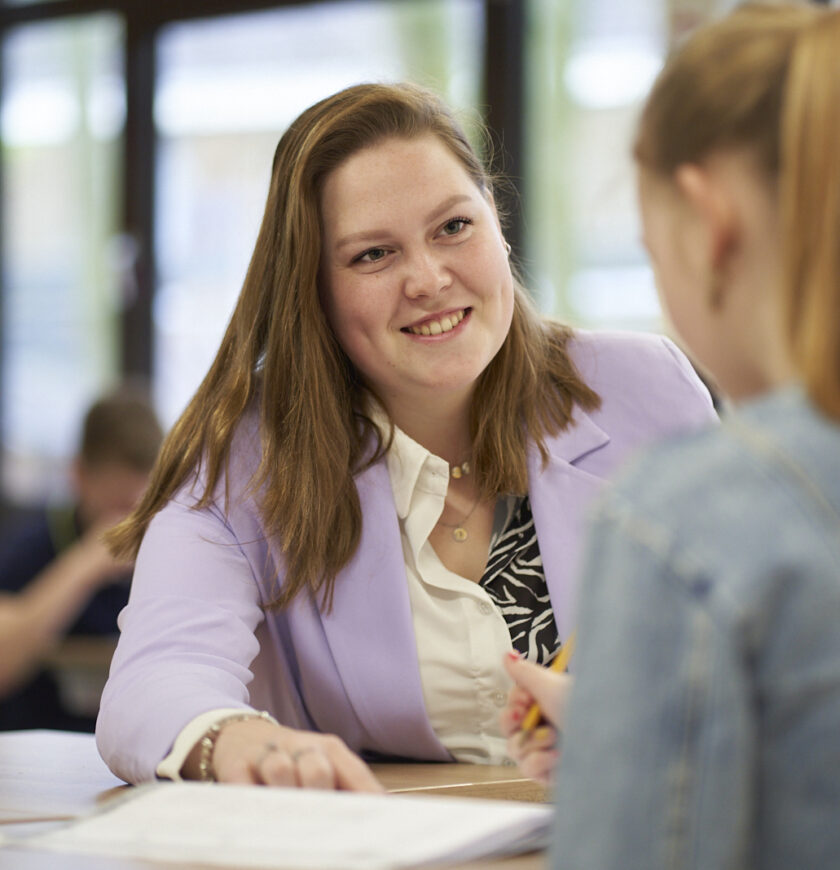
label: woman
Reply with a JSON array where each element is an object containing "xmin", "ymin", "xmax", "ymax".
[
  {"xmin": 503, "ymin": 3, "xmax": 840, "ymax": 867},
  {"xmin": 96, "ymin": 82, "xmax": 714, "ymax": 789}
]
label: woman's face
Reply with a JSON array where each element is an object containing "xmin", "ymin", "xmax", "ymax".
[{"xmin": 319, "ymin": 134, "xmax": 514, "ymax": 412}]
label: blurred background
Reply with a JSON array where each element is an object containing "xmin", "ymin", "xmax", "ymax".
[{"xmin": 0, "ymin": 0, "xmax": 807, "ymax": 519}]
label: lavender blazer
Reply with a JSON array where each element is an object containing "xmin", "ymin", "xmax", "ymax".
[{"xmin": 96, "ymin": 330, "xmax": 716, "ymax": 783}]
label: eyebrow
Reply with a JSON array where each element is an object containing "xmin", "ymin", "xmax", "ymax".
[{"xmin": 333, "ymin": 193, "xmax": 475, "ymax": 250}]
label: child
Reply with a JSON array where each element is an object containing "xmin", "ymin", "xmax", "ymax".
[
  {"xmin": 0, "ymin": 388, "xmax": 162, "ymax": 729},
  {"xmin": 502, "ymin": 3, "xmax": 840, "ymax": 867}
]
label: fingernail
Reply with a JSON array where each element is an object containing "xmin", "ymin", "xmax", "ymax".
[
  {"xmin": 511, "ymin": 709, "xmax": 521, "ymax": 722},
  {"xmin": 506, "ymin": 651, "xmax": 521, "ymax": 661}
]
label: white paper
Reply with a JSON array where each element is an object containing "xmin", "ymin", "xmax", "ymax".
[{"xmin": 16, "ymin": 781, "xmax": 551, "ymax": 869}]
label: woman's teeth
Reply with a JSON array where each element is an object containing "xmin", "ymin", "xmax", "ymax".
[{"xmin": 407, "ymin": 309, "xmax": 466, "ymax": 336}]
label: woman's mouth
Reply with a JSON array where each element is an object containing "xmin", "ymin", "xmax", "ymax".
[{"xmin": 403, "ymin": 308, "xmax": 469, "ymax": 336}]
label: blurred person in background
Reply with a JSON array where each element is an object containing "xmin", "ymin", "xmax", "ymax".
[{"xmin": 0, "ymin": 387, "xmax": 163, "ymax": 730}]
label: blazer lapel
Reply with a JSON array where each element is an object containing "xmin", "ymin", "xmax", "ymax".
[
  {"xmin": 318, "ymin": 460, "xmax": 450, "ymax": 760},
  {"xmin": 317, "ymin": 408, "xmax": 609, "ymax": 750},
  {"xmin": 529, "ymin": 409, "xmax": 611, "ymax": 644}
]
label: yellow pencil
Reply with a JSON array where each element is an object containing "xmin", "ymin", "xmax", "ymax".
[{"xmin": 519, "ymin": 630, "xmax": 577, "ymax": 734}]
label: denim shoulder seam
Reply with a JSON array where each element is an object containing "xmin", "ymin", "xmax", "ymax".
[
  {"xmin": 596, "ymin": 491, "xmax": 745, "ymax": 617},
  {"xmin": 725, "ymin": 414, "xmax": 840, "ymax": 534}
]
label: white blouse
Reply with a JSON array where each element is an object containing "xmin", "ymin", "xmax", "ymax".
[
  {"xmin": 382, "ymin": 421, "xmax": 515, "ymax": 764},
  {"xmin": 157, "ymin": 421, "xmax": 514, "ymax": 779}
]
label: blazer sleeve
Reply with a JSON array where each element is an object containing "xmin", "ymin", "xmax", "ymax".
[{"xmin": 96, "ymin": 489, "xmax": 270, "ymax": 784}]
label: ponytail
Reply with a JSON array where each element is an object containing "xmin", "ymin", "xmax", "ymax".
[
  {"xmin": 635, "ymin": 2, "xmax": 840, "ymax": 421},
  {"xmin": 780, "ymin": 10, "xmax": 840, "ymax": 420}
]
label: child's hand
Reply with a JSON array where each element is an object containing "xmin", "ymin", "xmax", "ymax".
[
  {"xmin": 72, "ymin": 514, "xmax": 133, "ymax": 591},
  {"xmin": 500, "ymin": 651, "xmax": 571, "ymax": 785}
]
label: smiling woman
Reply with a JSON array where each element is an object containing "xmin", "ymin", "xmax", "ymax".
[
  {"xmin": 320, "ymin": 135, "xmax": 514, "ymax": 428},
  {"xmin": 95, "ymin": 82, "xmax": 717, "ymax": 791}
]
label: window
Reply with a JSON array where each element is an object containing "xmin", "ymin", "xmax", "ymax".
[
  {"xmin": 524, "ymin": 0, "xmax": 740, "ymax": 331},
  {"xmin": 1, "ymin": 14, "xmax": 124, "ymax": 502}
]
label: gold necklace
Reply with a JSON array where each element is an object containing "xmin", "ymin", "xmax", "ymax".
[{"xmin": 437, "ymin": 495, "xmax": 481, "ymax": 543}]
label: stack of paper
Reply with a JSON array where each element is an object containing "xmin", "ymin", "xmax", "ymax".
[{"xmin": 9, "ymin": 781, "xmax": 551, "ymax": 869}]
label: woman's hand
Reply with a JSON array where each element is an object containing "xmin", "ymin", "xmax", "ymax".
[
  {"xmin": 189, "ymin": 717, "xmax": 384, "ymax": 792},
  {"xmin": 500, "ymin": 651, "xmax": 571, "ymax": 785}
]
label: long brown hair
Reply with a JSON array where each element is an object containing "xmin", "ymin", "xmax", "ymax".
[
  {"xmin": 110, "ymin": 82, "xmax": 599, "ymax": 608},
  {"xmin": 634, "ymin": 1, "xmax": 840, "ymax": 420}
]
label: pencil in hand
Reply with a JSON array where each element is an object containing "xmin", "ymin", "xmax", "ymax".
[{"xmin": 519, "ymin": 630, "xmax": 577, "ymax": 735}]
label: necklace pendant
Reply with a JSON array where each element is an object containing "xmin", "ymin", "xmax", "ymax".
[
  {"xmin": 450, "ymin": 460, "xmax": 470, "ymax": 480},
  {"xmin": 452, "ymin": 527, "xmax": 468, "ymax": 543}
]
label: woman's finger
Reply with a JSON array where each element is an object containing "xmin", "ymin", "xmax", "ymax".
[
  {"xmin": 254, "ymin": 745, "xmax": 297, "ymax": 786},
  {"xmin": 506, "ymin": 724, "xmax": 557, "ymax": 771},
  {"xmin": 502, "ymin": 654, "xmax": 573, "ymax": 730},
  {"xmin": 499, "ymin": 684, "xmax": 536, "ymax": 737},
  {"xmin": 291, "ymin": 746, "xmax": 337, "ymax": 790},
  {"xmin": 520, "ymin": 748, "xmax": 559, "ymax": 786},
  {"xmin": 507, "ymin": 684, "xmax": 534, "ymax": 708},
  {"xmin": 222, "ymin": 756, "xmax": 258, "ymax": 785},
  {"xmin": 520, "ymin": 725, "xmax": 557, "ymax": 754},
  {"xmin": 499, "ymin": 701, "xmax": 527, "ymax": 737},
  {"xmin": 319, "ymin": 736, "xmax": 384, "ymax": 793}
]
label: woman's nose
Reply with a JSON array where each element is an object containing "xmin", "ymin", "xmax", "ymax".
[{"xmin": 402, "ymin": 248, "xmax": 451, "ymax": 299}]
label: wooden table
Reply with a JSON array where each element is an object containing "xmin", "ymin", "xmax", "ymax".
[{"xmin": 0, "ymin": 731, "xmax": 548, "ymax": 869}]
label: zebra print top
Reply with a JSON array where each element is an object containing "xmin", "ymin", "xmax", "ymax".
[{"xmin": 479, "ymin": 496, "xmax": 560, "ymax": 665}]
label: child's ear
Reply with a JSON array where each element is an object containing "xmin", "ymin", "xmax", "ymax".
[{"xmin": 674, "ymin": 163, "xmax": 738, "ymax": 271}]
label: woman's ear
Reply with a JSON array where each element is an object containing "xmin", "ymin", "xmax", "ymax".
[{"xmin": 674, "ymin": 163, "xmax": 738, "ymax": 272}]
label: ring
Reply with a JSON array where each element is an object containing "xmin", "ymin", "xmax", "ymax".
[
  {"xmin": 290, "ymin": 747, "xmax": 317, "ymax": 763},
  {"xmin": 255, "ymin": 742, "xmax": 281, "ymax": 768}
]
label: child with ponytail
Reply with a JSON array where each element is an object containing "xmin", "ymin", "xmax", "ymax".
[{"xmin": 502, "ymin": 4, "xmax": 840, "ymax": 867}]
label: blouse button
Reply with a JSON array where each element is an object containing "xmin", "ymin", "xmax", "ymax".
[
  {"xmin": 478, "ymin": 602, "xmax": 492, "ymax": 615},
  {"xmin": 492, "ymin": 690, "xmax": 507, "ymax": 707}
]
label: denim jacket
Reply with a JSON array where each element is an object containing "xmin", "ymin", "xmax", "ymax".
[{"xmin": 552, "ymin": 386, "xmax": 840, "ymax": 870}]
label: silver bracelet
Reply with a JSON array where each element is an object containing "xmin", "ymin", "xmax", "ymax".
[{"xmin": 197, "ymin": 710, "xmax": 274, "ymax": 782}]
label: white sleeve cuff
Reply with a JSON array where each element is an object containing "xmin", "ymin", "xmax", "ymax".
[{"xmin": 155, "ymin": 708, "xmax": 278, "ymax": 781}]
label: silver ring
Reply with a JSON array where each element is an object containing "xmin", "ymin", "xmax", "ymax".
[
  {"xmin": 290, "ymin": 747, "xmax": 317, "ymax": 764},
  {"xmin": 255, "ymin": 742, "xmax": 281, "ymax": 768}
]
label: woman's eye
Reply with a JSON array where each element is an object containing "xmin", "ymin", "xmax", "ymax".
[
  {"xmin": 356, "ymin": 247, "xmax": 387, "ymax": 264},
  {"xmin": 441, "ymin": 217, "xmax": 471, "ymax": 236}
]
